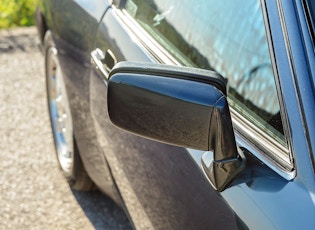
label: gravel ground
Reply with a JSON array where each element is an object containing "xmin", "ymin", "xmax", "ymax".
[{"xmin": 0, "ymin": 27, "xmax": 131, "ymax": 230}]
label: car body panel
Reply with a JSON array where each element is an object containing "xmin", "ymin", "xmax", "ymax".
[
  {"xmin": 282, "ymin": 0, "xmax": 315, "ymax": 175},
  {"xmin": 90, "ymin": 9, "xmax": 239, "ymax": 229},
  {"xmin": 266, "ymin": 0, "xmax": 315, "ymax": 188},
  {"xmin": 36, "ymin": 0, "xmax": 315, "ymax": 229},
  {"xmin": 89, "ymin": 2, "xmax": 315, "ymax": 229}
]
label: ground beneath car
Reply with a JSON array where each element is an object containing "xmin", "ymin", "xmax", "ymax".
[{"xmin": 0, "ymin": 26, "xmax": 131, "ymax": 229}]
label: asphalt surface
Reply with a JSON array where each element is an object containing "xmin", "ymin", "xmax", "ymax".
[{"xmin": 0, "ymin": 27, "xmax": 132, "ymax": 229}]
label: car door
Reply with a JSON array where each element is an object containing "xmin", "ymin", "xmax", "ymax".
[{"xmin": 89, "ymin": 0, "xmax": 315, "ymax": 229}]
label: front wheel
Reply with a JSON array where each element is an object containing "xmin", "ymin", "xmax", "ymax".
[{"xmin": 44, "ymin": 31, "xmax": 94, "ymax": 191}]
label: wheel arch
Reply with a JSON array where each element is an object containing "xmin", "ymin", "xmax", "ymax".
[{"xmin": 35, "ymin": 6, "xmax": 48, "ymax": 51}]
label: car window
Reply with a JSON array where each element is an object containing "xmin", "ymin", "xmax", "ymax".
[{"xmin": 124, "ymin": 0, "xmax": 287, "ymax": 149}]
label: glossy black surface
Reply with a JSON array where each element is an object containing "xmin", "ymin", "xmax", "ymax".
[
  {"xmin": 108, "ymin": 64, "xmax": 225, "ymax": 150},
  {"xmin": 36, "ymin": 0, "xmax": 315, "ymax": 229},
  {"xmin": 89, "ymin": 9, "xmax": 239, "ymax": 228},
  {"xmin": 108, "ymin": 62, "xmax": 245, "ymax": 191}
]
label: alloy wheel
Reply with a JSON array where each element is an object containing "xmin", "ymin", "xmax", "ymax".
[{"xmin": 46, "ymin": 47, "xmax": 74, "ymax": 174}]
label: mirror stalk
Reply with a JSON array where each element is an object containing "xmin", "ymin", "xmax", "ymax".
[{"xmin": 202, "ymin": 97, "xmax": 246, "ymax": 191}]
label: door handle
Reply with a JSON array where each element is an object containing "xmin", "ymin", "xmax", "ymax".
[{"xmin": 91, "ymin": 48, "xmax": 117, "ymax": 79}]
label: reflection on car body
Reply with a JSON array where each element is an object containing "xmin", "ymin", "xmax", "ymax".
[{"xmin": 36, "ymin": 0, "xmax": 315, "ymax": 229}]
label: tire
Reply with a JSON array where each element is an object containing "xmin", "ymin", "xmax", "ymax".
[{"xmin": 44, "ymin": 30, "xmax": 94, "ymax": 191}]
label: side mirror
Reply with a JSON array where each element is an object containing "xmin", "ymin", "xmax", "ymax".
[{"xmin": 108, "ymin": 62, "xmax": 245, "ymax": 191}]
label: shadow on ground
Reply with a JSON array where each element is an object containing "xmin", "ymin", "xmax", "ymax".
[
  {"xmin": 72, "ymin": 190, "xmax": 132, "ymax": 230},
  {"xmin": 0, "ymin": 26, "xmax": 132, "ymax": 229}
]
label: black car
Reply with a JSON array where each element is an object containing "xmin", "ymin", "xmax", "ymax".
[{"xmin": 36, "ymin": 0, "xmax": 315, "ymax": 229}]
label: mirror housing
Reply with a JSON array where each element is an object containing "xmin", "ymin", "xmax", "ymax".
[{"xmin": 108, "ymin": 62, "xmax": 245, "ymax": 191}]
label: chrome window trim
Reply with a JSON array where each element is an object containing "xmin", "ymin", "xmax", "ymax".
[
  {"xmin": 234, "ymin": 126, "xmax": 295, "ymax": 180},
  {"xmin": 111, "ymin": 3, "xmax": 295, "ymax": 179},
  {"xmin": 232, "ymin": 107, "xmax": 292, "ymax": 171},
  {"xmin": 117, "ymin": 7, "xmax": 179, "ymax": 65},
  {"xmin": 261, "ymin": 0, "xmax": 295, "ymax": 169}
]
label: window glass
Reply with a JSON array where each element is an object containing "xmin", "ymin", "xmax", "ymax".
[{"xmin": 125, "ymin": 0, "xmax": 286, "ymax": 147}]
